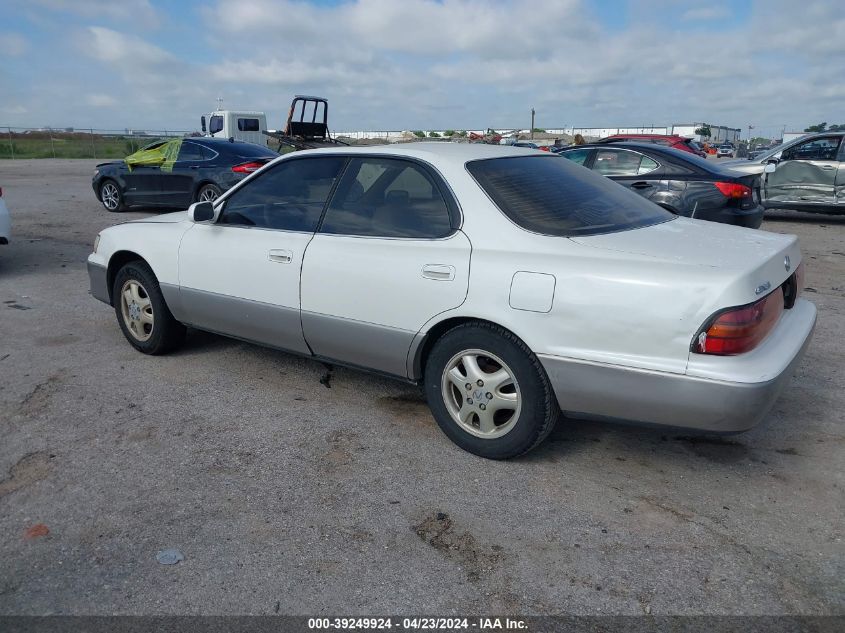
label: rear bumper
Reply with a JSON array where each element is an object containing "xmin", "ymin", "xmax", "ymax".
[
  {"xmin": 87, "ymin": 260, "xmax": 111, "ymax": 305},
  {"xmin": 695, "ymin": 203, "xmax": 765, "ymax": 229},
  {"xmin": 538, "ymin": 299, "xmax": 816, "ymax": 432}
]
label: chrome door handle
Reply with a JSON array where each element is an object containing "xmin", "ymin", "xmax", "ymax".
[
  {"xmin": 268, "ymin": 249, "xmax": 293, "ymax": 264},
  {"xmin": 820, "ymin": 165, "xmax": 836, "ymax": 170},
  {"xmin": 422, "ymin": 264, "xmax": 455, "ymax": 281}
]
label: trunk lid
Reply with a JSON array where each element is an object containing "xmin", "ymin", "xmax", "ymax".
[{"xmin": 571, "ymin": 217, "xmax": 801, "ymax": 305}]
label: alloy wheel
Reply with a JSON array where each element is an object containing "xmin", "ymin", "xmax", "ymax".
[
  {"xmin": 441, "ymin": 349, "xmax": 522, "ymax": 439},
  {"xmin": 101, "ymin": 182, "xmax": 120, "ymax": 210},
  {"xmin": 120, "ymin": 279, "xmax": 154, "ymax": 342}
]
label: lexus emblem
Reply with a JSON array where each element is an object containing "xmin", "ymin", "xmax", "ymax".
[{"xmin": 784, "ymin": 255, "xmax": 791, "ymax": 272}]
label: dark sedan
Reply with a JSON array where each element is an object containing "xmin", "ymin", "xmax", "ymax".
[
  {"xmin": 92, "ymin": 137, "xmax": 278, "ymax": 212},
  {"xmin": 557, "ymin": 142, "xmax": 765, "ymax": 228}
]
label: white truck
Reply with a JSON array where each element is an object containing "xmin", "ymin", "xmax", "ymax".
[{"xmin": 200, "ymin": 110, "xmax": 268, "ymax": 145}]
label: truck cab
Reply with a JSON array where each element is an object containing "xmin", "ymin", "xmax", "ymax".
[{"xmin": 201, "ymin": 110, "xmax": 268, "ymax": 145}]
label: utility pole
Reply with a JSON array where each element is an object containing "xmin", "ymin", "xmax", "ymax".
[{"xmin": 530, "ymin": 108, "xmax": 535, "ymax": 140}]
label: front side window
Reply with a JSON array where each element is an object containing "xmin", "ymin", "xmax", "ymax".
[
  {"xmin": 783, "ymin": 136, "xmax": 841, "ymax": 161},
  {"xmin": 593, "ymin": 149, "xmax": 658, "ymax": 176},
  {"xmin": 209, "ymin": 116, "xmax": 224, "ymax": 134},
  {"xmin": 237, "ymin": 118, "xmax": 260, "ymax": 132},
  {"xmin": 467, "ymin": 155, "xmax": 672, "ymax": 237},
  {"xmin": 218, "ymin": 157, "xmax": 346, "ymax": 231},
  {"xmin": 320, "ymin": 158, "xmax": 453, "ymax": 238}
]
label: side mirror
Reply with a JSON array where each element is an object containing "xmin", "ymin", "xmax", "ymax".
[
  {"xmin": 201, "ymin": 116, "xmax": 207, "ymax": 133},
  {"xmin": 764, "ymin": 162, "xmax": 777, "ymax": 174},
  {"xmin": 188, "ymin": 201, "xmax": 215, "ymax": 223}
]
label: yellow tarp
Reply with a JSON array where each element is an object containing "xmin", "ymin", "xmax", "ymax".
[{"xmin": 125, "ymin": 139, "xmax": 182, "ymax": 172}]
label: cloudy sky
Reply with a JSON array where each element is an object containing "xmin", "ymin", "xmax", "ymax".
[{"xmin": 1, "ymin": 0, "xmax": 842, "ymax": 137}]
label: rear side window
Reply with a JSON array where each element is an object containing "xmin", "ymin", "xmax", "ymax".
[
  {"xmin": 177, "ymin": 142, "xmax": 205, "ymax": 161},
  {"xmin": 218, "ymin": 157, "xmax": 346, "ymax": 232},
  {"xmin": 560, "ymin": 148, "xmax": 591, "ymax": 165},
  {"xmin": 467, "ymin": 156, "xmax": 672, "ymax": 237},
  {"xmin": 237, "ymin": 118, "xmax": 260, "ymax": 132},
  {"xmin": 593, "ymin": 149, "xmax": 659, "ymax": 176},
  {"xmin": 320, "ymin": 158, "xmax": 453, "ymax": 238}
]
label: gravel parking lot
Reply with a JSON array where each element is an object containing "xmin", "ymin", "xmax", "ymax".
[{"xmin": 0, "ymin": 159, "xmax": 843, "ymax": 616}]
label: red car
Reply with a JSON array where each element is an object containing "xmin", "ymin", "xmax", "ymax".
[{"xmin": 595, "ymin": 134, "xmax": 707, "ymax": 158}]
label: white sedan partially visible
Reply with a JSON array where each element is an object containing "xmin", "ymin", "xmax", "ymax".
[
  {"xmin": 0, "ymin": 185, "xmax": 10, "ymax": 245},
  {"xmin": 87, "ymin": 143, "xmax": 816, "ymax": 459}
]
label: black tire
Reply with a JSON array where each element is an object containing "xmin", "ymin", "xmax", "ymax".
[
  {"xmin": 196, "ymin": 183, "xmax": 222, "ymax": 204},
  {"xmin": 113, "ymin": 261, "xmax": 186, "ymax": 355},
  {"xmin": 99, "ymin": 179, "xmax": 124, "ymax": 212},
  {"xmin": 424, "ymin": 322, "xmax": 559, "ymax": 459}
]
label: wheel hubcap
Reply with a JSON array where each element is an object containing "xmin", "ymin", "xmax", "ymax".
[
  {"xmin": 199, "ymin": 187, "xmax": 218, "ymax": 202},
  {"xmin": 120, "ymin": 279, "xmax": 154, "ymax": 342},
  {"xmin": 102, "ymin": 183, "xmax": 119, "ymax": 210},
  {"xmin": 441, "ymin": 349, "xmax": 521, "ymax": 439}
]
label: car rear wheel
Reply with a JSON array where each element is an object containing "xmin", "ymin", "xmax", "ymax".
[
  {"xmin": 197, "ymin": 183, "xmax": 222, "ymax": 203},
  {"xmin": 424, "ymin": 322, "xmax": 559, "ymax": 459},
  {"xmin": 100, "ymin": 180, "xmax": 124, "ymax": 212},
  {"xmin": 113, "ymin": 261, "xmax": 185, "ymax": 355}
]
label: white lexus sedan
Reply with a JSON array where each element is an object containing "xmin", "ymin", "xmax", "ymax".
[
  {"xmin": 87, "ymin": 143, "xmax": 816, "ymax": 459},
  {"xmin": 0, "ymin": 185, "xmax": 10, "ymax": 246}
]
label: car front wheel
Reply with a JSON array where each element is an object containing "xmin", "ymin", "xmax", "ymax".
[
  {"xmin": 424, "ymin": 322, "xmax": 559, "ymax": 459},
  {"xmin": 113, "ymin": 261, "xmax": 186, "ymax": 355},
  {"xmin": 99, "ymin": 180, "xmax": 124, "ymax": 212}
]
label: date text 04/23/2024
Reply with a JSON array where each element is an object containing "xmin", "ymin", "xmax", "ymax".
[{"xmin": 307, "ymin": 618, "xmax": 528, "ymax": 630}]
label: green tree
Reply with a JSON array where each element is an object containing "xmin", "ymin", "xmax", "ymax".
[
  {"xmin": 457, "ymin": 130, "xmax": 467, "ymax": 137},
  {"xmin": 443, "ymin": 130, "xmax": 455, "ymax": 137},
  {"xmin": 532, "ymin": 128, "xmax": 546, "ymax": 133},
  {"xmin": 695, "ymin": 125, "xmax": 711, "ymax": 138},
  {"xmin": 804, "ymin": 122, "xmax": 827, "ymax": 133},
  {"xmin": 412, "ymin": 130, "xmax": 425, "ymax": 138},
  {"xmin": 828, "ymin": 124, "xmax": 845, "ymax": 132},
  {"xmin": 428, "ymin": 131, "xmax": 441, "ymax": 138}
]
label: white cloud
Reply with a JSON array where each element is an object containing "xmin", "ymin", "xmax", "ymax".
[
  {"xmin": 681, "ymin": 6, "xmax": 731, "ymax": 21},
  {"xmin": 29, "ymin": 0, "xmax": 159, "ymax": 26},
  {"xmin": 86, "ymin": 94, "xmax": 117, "ymax": 107},
  {"xmin": 0, "ymin": 32, "xmax": 28, "ymax": 57},
  {"xmin": 83, "ymin": 26, "xmax": 173, "ymax": 65}
]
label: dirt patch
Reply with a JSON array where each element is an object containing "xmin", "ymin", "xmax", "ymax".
[
  {"xmin": 19, "ymin": 373, "xmax": 62, "ymax": 417},
  {"xmin": 321, "ymin": 430, "xmax": 359, "ymax": 470},
  {"xmin": 34, "ymin": 334, "xmax": 79, "ymax": 347},
  {"xmin": 412, "ymin": 511, "xmax": 502, "ymax": 582},
  {"xmin": 0, "ymin": 451, "xmax": 54, "ymax": 498},
  {"xmin": 378, "ymin": 391, "xmax": 429, "ymax": 418}
]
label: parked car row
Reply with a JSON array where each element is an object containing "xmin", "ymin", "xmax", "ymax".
[{"xmin": 88, "ymin": 143, "xmax": 816, "ymax": 459}]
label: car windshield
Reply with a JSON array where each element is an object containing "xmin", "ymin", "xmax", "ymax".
[{"xmin": 467, "ymin": 155, "xmax": 673, "ymax": 237}]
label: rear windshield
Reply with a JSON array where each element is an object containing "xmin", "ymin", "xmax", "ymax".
[
  {"xmin": 466, "ymin": 155, "xmax": 673, "ymax": 236},
  {"xmin": 228, "ymin": 142, "xmax": 278, "ymax": 158}
]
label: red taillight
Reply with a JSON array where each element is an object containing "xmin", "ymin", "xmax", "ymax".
[
  {"xmin": 232, "ymin": 161, "xmax": 265, "ymax": 174},
  {"xmin": 714, "ymin": 181, "xmax": 752, "ymax": 199},
  {"xmin": 693, "ymin": 290, "xmax": 784, "ymax": 355}
]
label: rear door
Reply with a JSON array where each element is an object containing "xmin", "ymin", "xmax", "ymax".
[
  {"xmin": 300, "ymin": 156, "xmax": 471, "ymax": 377},
  {"xmin": 591, "ymin": 148, "xmax": 662, "ymax": 200},
  {"xmin": 765, "ymin": 135, "xmax": 841, "ymax": 207}
]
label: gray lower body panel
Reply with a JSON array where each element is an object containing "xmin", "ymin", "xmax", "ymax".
[
  {"xmin": 302, "ymin": 311, "xmax": 415, "ymax": 378},
  {"xmin": 179, "ymin": 287, "xmax": 311, "ymax": 356},
  {"xmin": 87, "ymin": 261, "xmax": 110, "ymax": 305},
  {"xmin": 539, "ymin": 331, "xmax": 813, "ymax": 432}
]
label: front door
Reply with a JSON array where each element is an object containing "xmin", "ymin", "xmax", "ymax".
[
  {"xmin": 300, "ymin": 156, "xmax": 471, "ymax": 377},
  {"xmin": 158, "ymin": 140, "xmax": 206, "ymax": 208},
  {"xmin": 765, "ymin": 135, "xmax": 842, "ymax": 207},
  {"xmin": 177, "ymin": 155, "xmax": 347, "ymax": 353}
]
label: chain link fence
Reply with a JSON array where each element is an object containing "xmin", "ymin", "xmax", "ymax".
[{"xmin": 1, "ymin": 127, "xmax": 195, "ymax": 159}]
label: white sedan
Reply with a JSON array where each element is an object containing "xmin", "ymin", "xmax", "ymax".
[
  {"xmin": 87, "ymin": 143, "xmax": 816, "ymax": 459},
  {"xmin": 0, "ymin": 185, "xmax": 10, "ymax": 245}
]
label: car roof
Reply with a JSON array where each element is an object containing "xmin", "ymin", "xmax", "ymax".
[{"xmin": 296, "ymin": 141, "xmax": 541, "ymax": 167}]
